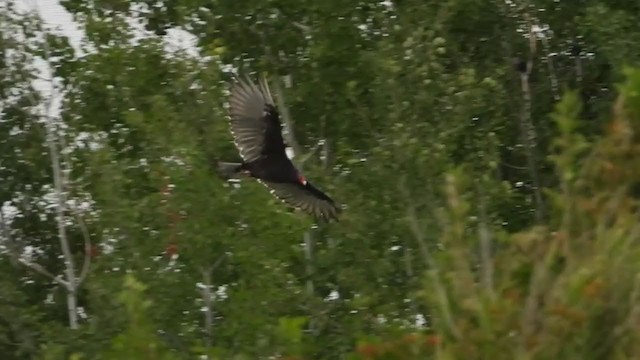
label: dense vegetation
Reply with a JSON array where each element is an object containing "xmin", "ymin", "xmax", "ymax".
[{"xmin": 2, "ymin": 0, "xmax": 640, "ymax": 358}]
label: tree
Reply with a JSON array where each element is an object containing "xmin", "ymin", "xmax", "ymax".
[{"xmin": 2, "ymin": 0, "xmax": 640, "ymax": 358}]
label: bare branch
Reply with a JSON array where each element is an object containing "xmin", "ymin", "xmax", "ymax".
[
  {"xmin": 18, "ymin": 259, "xmax": 69, "ymax": 288},
  {"xmin": 211, "ymin": 254, "xmax": 225, "ymax": 272},
  {"xmin": 199, "ymin": 254, "xmax": 225, "ymax": 350},
  {"xmin": 271, "ymin": 75, "xmax": 303, "ymax": 161},
  {"xmin": 30, "ymin": 2, "xmax": 79, "ymax": 329},
  {"xmin": 56, "ymin": 113, "xmax": 93, "ymax": 288},
  {"xmin": 524, "ymin": 12, "xmax": 536, "ymax": 76},
  {"xmin": 42, "ymin": 46, "xmax": 79, "ymax": 332},
  {"xmin": 519, "ymin": 12, "xmax": 546, "ymax": 223},
  {"xmin": 303, "ymin": 231, "xmax": 314, "ymax": 296},
  {"xmin": 540, "ymin": 35, "xmax": 560, "ymax": 101},
  {"xmin": 297, "ymin": 139, "xmax": 324, "ymax": 167},
  {"xmin": 266, "ymin": 74, "xmax": 329, "ymax": 172},
  {"xmin": 405, "ymin": 201, "xmax": 432, "ymax": 265},
  {"xmin": 200, "ymin": 266, "xmax": 214, "ymax": 349},
  {"xmin": 321, "ymin": 138, "xmax": 330, "ymax": 170},
  {"xmin": 0, "ymin": 210, "xmax": 69, "ymax": 288},
  {"xmin": 292, "ymin": 21, "xmax": 311, "ymax": 34}
]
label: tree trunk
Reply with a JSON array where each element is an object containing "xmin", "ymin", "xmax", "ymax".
[{"xmin": 46, "ymin": 117, "xmax": 79, "ymax": 329}]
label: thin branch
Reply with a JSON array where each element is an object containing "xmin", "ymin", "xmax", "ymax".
[
  {"xmin": 520, "ymin": 12, "xmax": 545, "ymax": 223},
  {"xmin": 43, "ymin": 61, "xmax": 79, "ymax": 331},
  {"xmin": 14, "ymin": 59, "xmax": 81, "ymax": 292},
  {"xmin": 0, "ymin": 211, "xmax": 69, "ymax": 288},
  {"xmin": 18, "ymin": 259, "xmax": 69, "ymax": 287},
  {"xmin": 270, "ymin": 76, "xmax": 327, "ymax": 171},
  {"xmin": 572, "ymin": 43, "xmax": 583, "ymax": 85},
  {"xmin": 612, "ymin": 266, "xmax": 640, "ymax": 342},
  {"xmin": 398, "ymin": 175, "xmax": 462, "ymax": 340},
  {"xmin": 297, "ymin": 139, "xmax": 324, "ymax": 167},
  {"xmin": 271, "ymin": 75, "xmax": 303, "ymax": 161},
  {"xmin": 403, "ymin": 196, "xmax": 432, "ymax": 264},
  {"xmin": 321, "ymin": 138, "xmax": 330, "ymax": 171},
  {"xmin": 520, "ymin": 230, "xmax": 556, "ymax": 347},
  {"xmin": 303, "ymin": 231, "xmax": 314, "ymax": 296},
  {"xmin": 199, "ymin": 254, "xmax": 225, "ymax": 352},
  {"xmin": 6, "ymin": 2, "xmax": 81, "ymax": 329},
  {"xmin": 292, "ymin": 21, "xmax": 311, "ymax": 34},
  {"xmin": 524, "ymin": 13, "xmax": 536, "ymax": 76},
  {"xmin": 540, "ymin": 35, "xmax": 560, "ymax": 101},
  {"xmin": 211, "ymin": 254, "xmax": 225, "ymax": 271},
  {"xmin": 32, "ymin": 2, "xmax": 79, "ymax": 329},
  {"xmin": 56, "ymin": 113, "xmax": 93, "ymax": 287},
  {"xmin": 476, "ymin": 182, "xmax": 495, "ymax": 297},
  {"xmin": 501, "ymin": 161, "xmax": 529, "ymax": 170},
  {"xmin": 201, "ymin": 267, "xmax": 214, "ymax": 350}
]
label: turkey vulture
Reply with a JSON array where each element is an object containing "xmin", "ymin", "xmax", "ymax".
[{"xmin": 218, "ymin": 75, "xmax": 341, "ymax": 222}]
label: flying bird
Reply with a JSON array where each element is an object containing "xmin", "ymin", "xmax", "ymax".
[{"xmin": 218, "ymin": 75, "xmax": 341, "ymax": 222}]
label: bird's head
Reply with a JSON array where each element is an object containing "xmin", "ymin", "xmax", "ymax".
[{"xmin": 298, "ymin": 174, "xmax": 307, "ymax": 185}]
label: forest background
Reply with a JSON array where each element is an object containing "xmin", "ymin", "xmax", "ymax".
[{"xmin": 2, "ymin": 0, "xmax": 640, "ymax": 359}]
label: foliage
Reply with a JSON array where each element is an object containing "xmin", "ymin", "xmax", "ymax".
[{"xmin": 1, "ymin": 0, "xmax": 640, "ymax": 359}]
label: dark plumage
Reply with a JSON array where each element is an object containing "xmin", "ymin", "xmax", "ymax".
[{"xmin": 218, "ymin": 75, "xmax": 341, "ymax": 222}]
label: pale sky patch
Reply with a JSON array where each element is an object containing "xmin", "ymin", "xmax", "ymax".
[
  {"xmin": 14, "ymin": 0, "xmax": 85, "ymax": 54},
  {"xmin": 12, "ymin": 0, "xmax": 201, "ymax": 123}
]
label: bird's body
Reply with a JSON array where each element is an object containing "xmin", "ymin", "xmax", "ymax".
[
  {"xmin": 218, "ymin": 75, "xmax": 341, "ymax": 222},
  {"xmin": 243, "ymin": 156, "xmax": 299, "ymax": 183}
]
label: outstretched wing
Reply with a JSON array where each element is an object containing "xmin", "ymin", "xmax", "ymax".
[
  {"xmin": 228, "ymin": 75, "xmax": 285, "ymax": 162},
  {"xmin": 261, "ymin": 180, "xmax": 341, "ymax": 222}
]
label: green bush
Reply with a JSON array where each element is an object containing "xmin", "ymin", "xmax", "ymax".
[{"xmin": 352, "ymin": 68, "xmax": 640, "ymax": 360}]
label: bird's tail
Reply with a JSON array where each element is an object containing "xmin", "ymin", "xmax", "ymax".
[{"xmin": 217, "ymin": 161, "xmax": 244, "ymax": 179}]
